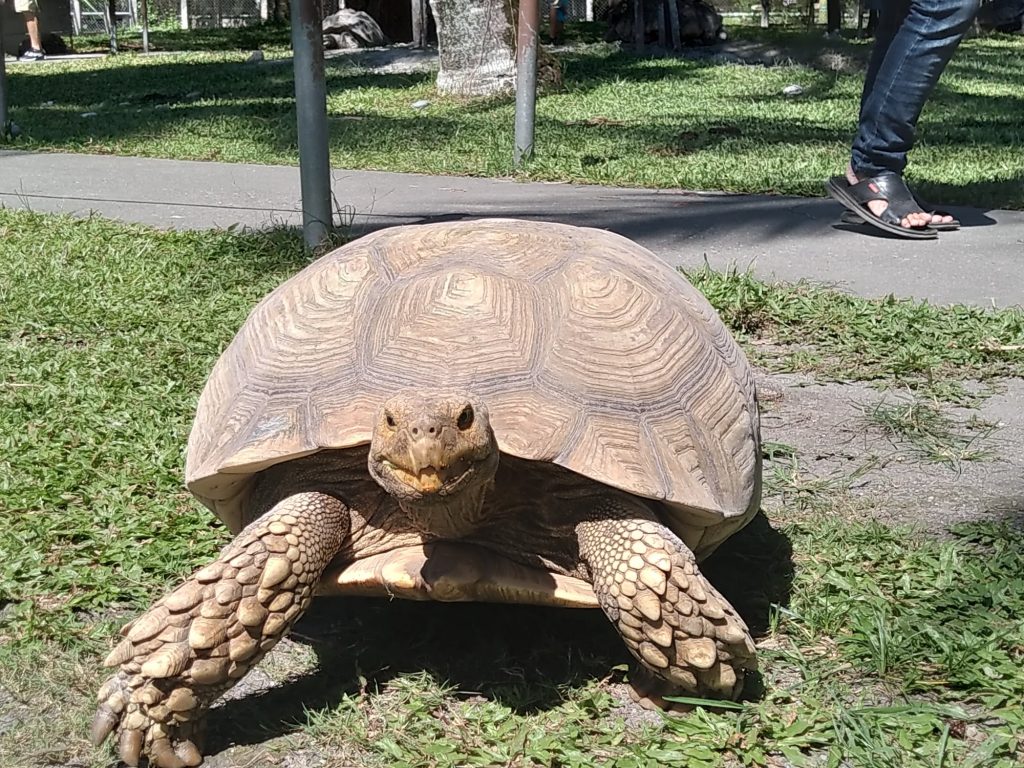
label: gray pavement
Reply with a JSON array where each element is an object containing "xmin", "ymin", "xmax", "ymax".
[{"xmin": 1, "ymin": 149, "xmax": 1021, "ymax": 307}]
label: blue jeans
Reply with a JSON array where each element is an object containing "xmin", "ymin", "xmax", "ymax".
[{"xmin": 851, "ymin": 0, "xmax": 980, "ymax": 178}]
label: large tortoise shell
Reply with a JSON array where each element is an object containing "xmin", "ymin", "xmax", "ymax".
[{"xmin": 186, "ymin": 219, "xmax": 761, "ymax": 545}]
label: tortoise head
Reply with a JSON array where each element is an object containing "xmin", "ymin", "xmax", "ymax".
[{"xmin": 368, "ymin": 391, "xmax": 499, "ymax": 503}]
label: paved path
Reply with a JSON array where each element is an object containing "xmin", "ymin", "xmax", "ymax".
[{"xmin": 1, "ymin": 149, "xmax": 1021, "ymax": 307}]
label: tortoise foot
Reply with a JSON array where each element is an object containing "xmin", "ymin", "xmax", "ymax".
[
  {"xmin": 578, "ymin": 514, "xmax": 755, "ymax": 701},
  {"xmin": 92, "ymin": 671, "xmax": 205, "ymax": 767},
  {"xmin": 91, "ymin": 492, "xmax": 349, "ymax": 766}
]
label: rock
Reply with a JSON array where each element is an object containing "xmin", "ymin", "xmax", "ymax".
[
  {"xmin": 322, "ymin": 9, "xmax": 388, "ymax": 50},
  {"xmin": 80, "ymin": 112, "xmax": 98, "ymax": 118},
  {"xmin": 245, "ymin": 50, "xmax": 265, "ymax": 64},
  {"xmin": 410, "ymin": 99, "xmax": 431, "ymax": 110},
  {"xmin": 782, "ymin": 84, "xmax": 804, "ymax": 96}
]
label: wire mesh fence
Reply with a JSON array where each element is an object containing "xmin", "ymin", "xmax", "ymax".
[
  {"xmin": 181, "ymin": 0, "xmax": 266, "ymax": 28},
  {"xmin": 69, "ymin": 0, "xmax": 273, "ymax": 31}
]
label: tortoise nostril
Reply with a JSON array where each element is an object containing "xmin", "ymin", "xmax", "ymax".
[
  {"xmin": 428, "ymin": 426, "xmax": 436, "ymax": 434},
  {"xmin": 411, "ymin": 427, "xmax": 419, "ymax": 436}
]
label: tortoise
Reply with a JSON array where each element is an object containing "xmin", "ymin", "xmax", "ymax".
[{"xmin": 92, "ymin": 218, "xmax": 762, "ymax": 767}]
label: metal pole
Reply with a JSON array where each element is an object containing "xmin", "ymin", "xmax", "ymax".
[
  {"xmin": 106, "ymin": 0, "xmax": 119, "ymax": 54},
  {"xmin": 665, "ymin": 0, "xmax": 680, "ymax": 49},
  {"xmin": 0, "ymin": 2, "xmax": 9, "ymax": 137},
  {"xmin": 513, "ymin": 0, "xmax": 538, "ymax": 166},
  {"xmin": 291, "ymin": 0, "xmax": 332, "ymax": 249},
  {"xmin": 827, "ymin": 0, "xmax": 841, "ymax": 32},
  {"xmin": 410, "ymin": 0, "xmax": 423, "ymax": 48},
  {"xmin": 140, "ymin": 0, "xmax": 149, "ymax": 53},
  {"xmin": 633, "ymin": 0, "xmax": 644, "ymax": 53}
]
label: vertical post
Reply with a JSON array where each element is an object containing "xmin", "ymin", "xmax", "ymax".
[
  {"xmin": 513, "ymin": 0, "xmax": 538, "ymax": 166},
  {"xmin": 633, "ymin": 0, "xmax": 644, "ymax": 52},
  {"xmin": 140, "ymin": 0, "xmax": 149, "ymax": 52},
  {"xmin": 0, "ymin": 4, "xmax": 8, "ymax": 137},
  {"xmin": 410, "ymin": 0, "xmax": 425, "ymax": 48},
  {"xmin": 827, "ymin": 0, "xmax": 841, "ymax": 32},
  {"xmin": 106, "ymin": 0, "xmax": 119, "ymax": 53},
  {"xmin": 180, "ymin": 0, "xmax": 188, "ymax": 29},
  {"xmin": 291, "ymin": 0, "xmax": 332, "ymax": 249},
  {"xmin": 665, "ymin": 0, "xmax": 680, "ymax": 49},
  {"xmin": 71, "ymin": 0, "xmax": 83, "ymax": 33},
  {"xmin": 585, "ymin": 0, "xmax": 593, "ymax": 22}
]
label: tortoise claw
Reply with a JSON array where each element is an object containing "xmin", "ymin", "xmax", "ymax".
[
  {"xmin": 118, "ymin": 727, "xmax": 144, "ymax": 766},
  {"xmin": 150, "ymin": 736, "xmax": 188, "ymax": 768},
  {"xmin": 89, "ymin": 707, "xmax": 119, "ymax": 747}
]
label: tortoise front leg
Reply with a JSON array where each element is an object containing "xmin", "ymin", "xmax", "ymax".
[
  {"xmin": 91, "ymin": 492, "xmax": 350, "ymax": 768},
  {"xmin": 575, "ymin": 498, "xmax": 755, "ymax": 706}
]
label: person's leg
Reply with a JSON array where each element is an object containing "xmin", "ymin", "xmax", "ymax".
[
  {"xmin": 848, "ymin": 0, "xmax": 979, "ymax": 228},
  {"xmin": 24, "ymin": 12, "xmax": 43, "ymax": 52},
  {"xmin": 859, "ymin": 0, "xmax": 911, "ymax": 117},
  {"xmin": 14, "ymin": 0, "xmax": 45, "ymax": 58},
  {"xmin": 852, "ymin": 0, "xmax": 979, "ymax": 178}
]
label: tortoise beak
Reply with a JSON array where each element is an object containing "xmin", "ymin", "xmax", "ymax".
[
  {"xmin": 408, "ymin": 439, "xmax": 447, "ymax": 476},
  {"xmin": 373, "ymin": 437, "xmax": 469, "ymax": 494}
]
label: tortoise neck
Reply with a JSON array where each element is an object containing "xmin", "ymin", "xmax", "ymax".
[{"xmin": 397, "ymin": 478, "xmax": 494, "ymax": 538}]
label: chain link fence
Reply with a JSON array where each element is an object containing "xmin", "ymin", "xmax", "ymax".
[
  {"xmin": 180, "ymin": 0, "xmax": 266, "ymax": 28},
  {"xmin": 69, "ymin": 0, "xmax": 273, "ymax": 31}
]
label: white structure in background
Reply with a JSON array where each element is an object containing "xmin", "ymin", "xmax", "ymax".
[
  {"xmin": 69, "ymin": 0, "xmax": 136, "ymax": 33},
  {"xmin": 179, "ymin": 0, "xmax": 265, "ymax": 28}
]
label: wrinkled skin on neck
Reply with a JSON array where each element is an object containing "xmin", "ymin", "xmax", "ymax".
[{"xmin": 367, "ymin": 391, "xmax": 499, "ymax": 538}]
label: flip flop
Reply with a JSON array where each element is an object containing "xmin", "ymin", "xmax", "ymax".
[
  {"xmin": 825, "ymin": 173, "xmax": 938, "ymax": 240},
  {"xmin": 840, "ymin": 187, "xmax": 960, "ymax": 231}
]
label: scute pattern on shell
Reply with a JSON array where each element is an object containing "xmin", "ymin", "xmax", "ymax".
[{"xmin": 185, "ymin": 219, "xmax": 760, "ymax": 539}]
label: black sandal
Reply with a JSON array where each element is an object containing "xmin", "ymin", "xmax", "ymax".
[
  {"xmin": 825, "ymin": 173, "xmax": 938, "ymax": 240},
  {"xmin": 840, "ymin": 188, "xmax": 960, "ymax": 231}
]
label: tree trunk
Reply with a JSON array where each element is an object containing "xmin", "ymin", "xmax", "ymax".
[
  {"xmin": 431, "ymin": 0, "xmax": 517, "ymax": 96},
  {"xmin": 760, "ymin": 0, "xmax": 770, "ymax": 28}
]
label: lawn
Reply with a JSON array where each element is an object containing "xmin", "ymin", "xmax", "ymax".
[
  {"xmin": 3, "ymin": 24, "xmax": 1023, "ymax": 209},
  {"xmin": 1, "ymin": 209, "xmax": 1023, "ymax": 767}
]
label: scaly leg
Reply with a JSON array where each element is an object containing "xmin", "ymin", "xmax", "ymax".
[
  {"xmin": 576, "ymin": 499, "xmax": 755, "ymax": 706},
  {"xmin": 91, "ymin": 492, "xmax": 350, "ymax": 767}
]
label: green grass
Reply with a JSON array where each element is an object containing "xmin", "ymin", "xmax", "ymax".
[
  {"xmin": 687, "ymin": 265, "xmax": 1024, "ymax": 401},
  {"xmin": 3, "ymin": 26, "xmax": 1023, "ymax": 208},
  {"xmin": 68, "ymin": 21, "xmax": 295, "ymax": 55},
  {"xmin": 1, "ymin": 211, "xmax": 1022, "ymax": 767},
  {"xmin": 859, "ymin": 397, "xmax": 997, "ymax": 466}
]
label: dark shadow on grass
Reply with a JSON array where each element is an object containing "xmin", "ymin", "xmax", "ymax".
[{"xmin": 202, "ymin": 511, "xmax": 793, "ymax": 754}]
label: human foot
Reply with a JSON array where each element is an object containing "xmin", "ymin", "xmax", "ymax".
[
  {"xmin": 825, "ymin": 172, "xmax": 937, "ymax": 240},
  {"xmin": 846, "ymin": 165, "xmax": 953, "ymax": 229}
]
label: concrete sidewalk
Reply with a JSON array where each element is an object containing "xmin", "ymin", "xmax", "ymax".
[{"xmin": 1, "ymin": 149, "xmax": 1021, "ymax": 307}]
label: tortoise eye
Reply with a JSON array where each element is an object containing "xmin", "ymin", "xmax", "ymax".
[
  {"xmin": 385, "ymin": 412, "xmax": 396, "ymax": 429},
  {"xmin": 456, "ymin": 405, "xmax": 474, "ymax": 430}
]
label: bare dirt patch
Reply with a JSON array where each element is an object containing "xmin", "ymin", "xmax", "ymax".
[{"xmin": 758, "ymin": 373, "xmax": 1024, "ymax": 530}]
